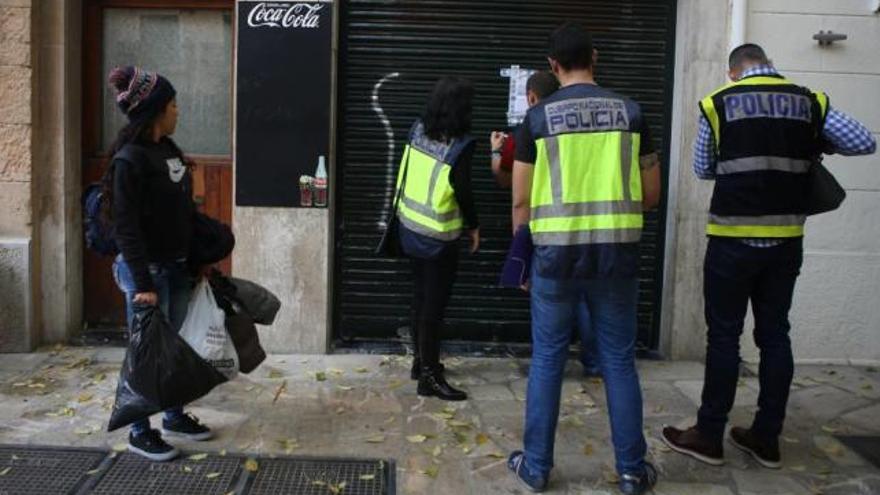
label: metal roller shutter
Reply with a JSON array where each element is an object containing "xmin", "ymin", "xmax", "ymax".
[{"xmin": 335, "ymin": 0, "xmax": 676, "ymax": 350}]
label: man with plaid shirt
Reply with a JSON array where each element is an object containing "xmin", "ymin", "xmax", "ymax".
[{"xmin": 662, "ymin": 44, "xmax": 876, "ymax": 469}]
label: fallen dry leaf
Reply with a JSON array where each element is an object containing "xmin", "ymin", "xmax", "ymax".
[
  {"xmin": 273, "ymin": 380, "xmax": 287, "ymax": 404},
  {"xmin": 268, "ymin": 369, "xmax": 284, "ymax": 379},
  {"xmin": 205, "ymin": 472, "xmax": 221, "ymax": 479},
  {"xmin": 77, "ymin": 393, "xmax": 94, "ymax": 403},
  {"xmin": 328, "ymin": 481, "xmax": 347, "ymax": 494},
  {"xmin": 244, "ymin": 459, "xmax": 259, "ymax": 472},
  {"xmin": 355, "ymin": 367, "xmax": 369, "ymax": 373},
  {"xmin": 86, "ymin": 468, "xmax": 100, "ymax": 476},
  {"xmin": 486, "ymin": 452, "xmax": 505, "ymax": 459},
  {"xmin": 419, "ymin": 466, "xmax": 439, "ymax": 478},
  {"xmin": 189, "ymin": 453, "xmax": 208, "ymax": 461},
  {"xmin": 315, "ymin": 371, "xmax": 327, "ymax": 382},
  {"xmin": 112, "ymin": 443, "xmax": 127, "ymax": 452},
  {"xmin": 448, "ymin": 420, "xmax": 471, "ymax": 429},
  {"xmin": 821, "ymin": 425, "xmax": 839, "ymax": 434},
  {"xmin": 183, "ymin": 466, "xmax": 193, "ymax": 473},
  {"xmin": 475, "ymin": 433, "xmax": 489, "ymax": 446},
  {"xmin": 365, "ymin": 435, "xmax": 386, "ymax": 444},
  {"xmin": 359, "ymin": 474, "xmax": 375, "ymax": 481},
  {"xmin": 583, "ymin": 442, "xmax": 595, "ymax": 456},
  {"xmin": 337, "ymin": 385, "xmax": 354, "ymax": 391},
  {"xmin": 407, "ymin": 435, "xmax": 428, "ymax": 444},
  {"xmin": 0, "ymin": 467, "xmax": 10, "ymax": 476}
]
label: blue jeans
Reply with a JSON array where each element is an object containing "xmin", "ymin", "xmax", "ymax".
[
  {"xmin": 575, "ymin": 303, "xmax": 599, "ymax": 372},
  {"xmin": 112, "ymin": 255, "xmax": 192, "ymax": 436},
  {"xmin": 524, "ymin": 274, "xmax": 646, "ymax": 477}
]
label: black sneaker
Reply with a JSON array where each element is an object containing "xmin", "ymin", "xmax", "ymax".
[
  {"xmin": 619, "ymin": 462, "xmax": 658, "ymax": 495},
  {"xmin": 728, "ymin": 426, "xmax": 782, "ymax": 469},
  {"xmin": 128, "ymin": 429, "xmax": 180, "ymax": 462},
  {"xmin": 161, "ymin": 413, "xmax": 213, "ymax": 441}
]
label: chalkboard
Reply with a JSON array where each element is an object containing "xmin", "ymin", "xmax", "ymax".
[{"xmin": 235, "ymin": 1, "xmax": 333, "ymax": 207}]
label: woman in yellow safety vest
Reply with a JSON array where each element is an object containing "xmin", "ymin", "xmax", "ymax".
[{"xmin": 395, "ymin": 76, "xmax": 480, "ymax": 401}]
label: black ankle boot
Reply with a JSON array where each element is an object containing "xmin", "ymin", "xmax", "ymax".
[
  {"xmin": 411, "ymin": 359, "xmax": 444, "ymax": 381},
  {"xmin": 417, "ymin": 367, "xmax": 467, "ymax": 401},
  {"xmin": 410, "ymin": 357, "xmax": 421, "ymax": 381}
]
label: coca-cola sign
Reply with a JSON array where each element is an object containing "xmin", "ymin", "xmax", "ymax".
[{"xmin": 247, "ymin": 2, "xmax": 325, "ymax": 29}]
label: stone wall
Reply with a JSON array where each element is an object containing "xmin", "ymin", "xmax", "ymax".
[
  {"xmin": 661, "ymin": 0, "xmax": 730, "ymax": 360},
  {"xmin": 33, "ymin": 0, "xmax": 83, "ymax": 345},
  {"xmin": 0, "ymin": 0, "xmax": 36, "ymax": 352}
]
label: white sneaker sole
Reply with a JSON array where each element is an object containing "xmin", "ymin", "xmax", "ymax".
[
  {"xmin": 728, "ymin": 435, "xmax": 782, "ymax": 469},
  {"xmin": 661, "ymin": 430, "xmax": 725, "ymax": 466},
  {"xmin": 128, "ymin": 443, "xmax": 180, "ymax": 462},
  {"xmin": 161, "ymin": 428, "xmax": 213, "ymax": 442}
]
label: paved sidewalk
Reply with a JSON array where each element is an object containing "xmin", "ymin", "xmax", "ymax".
[{"xmin": 1, "ymin": 347, "xmax": 879, "ymax": 494}]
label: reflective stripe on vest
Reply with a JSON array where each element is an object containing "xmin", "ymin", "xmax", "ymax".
[
  {"xmin": 396, "ymin": 144, "xmax": 463, "ymax": 241},
  {"xmin": 529, "ymin": 131, "xmax": 643, "ymax": 246},
  {"xmin": 716, "ymin": 156, "xmax": 811, "ymax": 175},
  {"xmin": 706, "ymin": 213, "xmax": 806, "ymax": 238}
]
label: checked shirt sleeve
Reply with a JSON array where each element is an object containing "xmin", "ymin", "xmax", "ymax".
[
  {"xmin": 692, "ymin": 115, "xmax": 718, "ymax": 180},
  {"xmin": 822, "ymin": 107, "xmax": 877, "ymax": 156}
]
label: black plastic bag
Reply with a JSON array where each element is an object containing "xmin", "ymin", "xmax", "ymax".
[{"xmin": 107, "ymin": 306, "xmax": 228, "ymax": 432}]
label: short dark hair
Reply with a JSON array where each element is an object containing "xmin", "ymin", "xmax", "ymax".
[
  {"xmin": 728, "ymin": 43, "xmax": 769, "ymax": 70},
  {"xmin": 548, "ymin": 22, "xmax": 594, "ymax": 71},
  {"xmin": 526, "ymin": 71, "xmax": 560, "ymax": 100},
  {"xmin": 422, "ymin": 76, "xmax": 474, "ymax": 141}
]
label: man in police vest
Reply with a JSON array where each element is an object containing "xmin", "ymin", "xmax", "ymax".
[
  {"xmin": 507, "ymin": 22, "xmax": 662, "ymax": 494},
  {"xmin": 662, "ymin": 44, "xmax": 876, "ymax": 469}
]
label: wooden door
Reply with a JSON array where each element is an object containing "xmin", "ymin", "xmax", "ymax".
[{"xmin": 82, "ymin": 0, "xmax": 235, "ymax": 329}]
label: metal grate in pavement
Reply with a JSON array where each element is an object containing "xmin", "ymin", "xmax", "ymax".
[
  {"xmin": 246, "ymin": 457, "xmax": 393, "ymax": 495},
  {"xmin": 0, "ymin": 445, "xmax": 106, "ymax": 495},
  {"xmin": 836, "ymin": 435, "xmax": 880, "ymax": 469},
  {"xmin": 89, "ymin": 451, "xmax": 243, "ymax": 495}
]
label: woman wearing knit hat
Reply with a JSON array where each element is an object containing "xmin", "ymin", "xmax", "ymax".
[{"xmin": 103, "ymin": 66, "xmax": 212, "ymax": 461}]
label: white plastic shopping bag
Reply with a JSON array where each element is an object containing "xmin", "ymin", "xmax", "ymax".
[{"xmin": 179, "ymin": 279, "xmax": 239, "ymax": 380}]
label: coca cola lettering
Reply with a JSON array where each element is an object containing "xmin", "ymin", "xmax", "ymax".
[{"xmin": 247, "ymin": 2, "xmax": 324, "ymax": 29}]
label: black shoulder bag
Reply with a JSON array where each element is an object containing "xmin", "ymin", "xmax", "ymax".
[
  {"xmin": 375, "ymin": 150, "xmax": 410, "ymax": 257},
  {"xmin": 806, "ymin": 157, "xmax": 846, "ymax": 216}
]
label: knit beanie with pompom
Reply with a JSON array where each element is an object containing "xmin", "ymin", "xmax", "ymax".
[{"xmin": 108, "ymin": 66, "xmax": 176, "ymax": 123}]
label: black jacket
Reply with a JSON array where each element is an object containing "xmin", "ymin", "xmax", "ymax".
[{"xmin": 112, "ymin": 139, "xmax": 196, "ymax": 292}]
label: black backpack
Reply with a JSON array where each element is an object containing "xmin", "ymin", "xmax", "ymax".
[
  {"xmin": 82, "ymin": 183, "xmax": 118, "ymax": 256},
  {"xmin": 82, "ymin": 145, "xmax": 144, "ymax": 256}
]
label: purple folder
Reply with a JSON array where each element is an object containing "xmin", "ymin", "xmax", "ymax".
[{"xmin": 499, "ymin": 225, "xmax": 533, "ymax": 288}]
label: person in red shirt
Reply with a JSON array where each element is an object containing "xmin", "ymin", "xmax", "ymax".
[
  {"xmin": 490, "ymin": 71, "xmax": 560, "ymax": 188},
  {"xmin": 490, "ymin": 71, "xmax": 600, "ymax": 377}
]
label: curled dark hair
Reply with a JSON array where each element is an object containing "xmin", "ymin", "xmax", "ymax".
[{"xmin": 422, "ymin": 76, "xmax": 474, "ymax": 141}]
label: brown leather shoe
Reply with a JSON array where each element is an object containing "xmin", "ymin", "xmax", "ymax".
[
  {"xmin": 661, "ymin": 425, "xmax": 724, "ymax": 466},
  {"xmin": 728, "ymin": 427, "xmax": 782, "ymax": 469}
]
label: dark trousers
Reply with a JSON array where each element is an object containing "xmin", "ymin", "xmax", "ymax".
[
  {"xmin": 410, "ymin": 246, "xmax": 458, "ymax": 371},
  {"xmin": 697, "ymin": 237, "xmax": 803, "ymax": 443}
]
